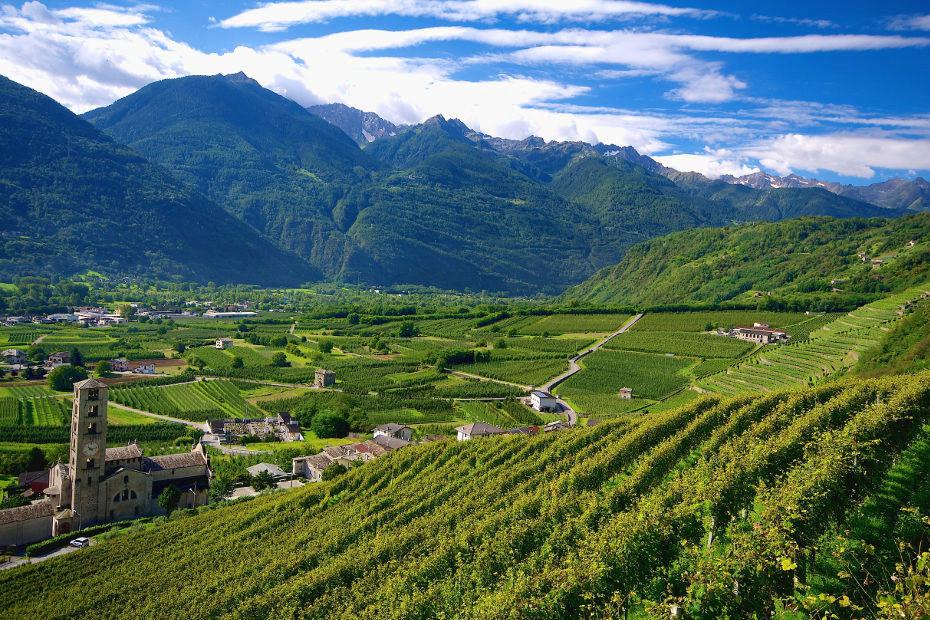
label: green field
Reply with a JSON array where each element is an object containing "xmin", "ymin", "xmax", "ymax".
[
  {"xmin": 631, "ymin": 310, "xmax": 811, "ymax": 332},
  {"xmin": 453, "ymin": 357, "xmax": 568, "ymax": 387},
  {"xmin": 109, "ymin": 380, "xmax": 262, "ymax": 421},
  {"xmin": 605, "ymin": 330, "xmax": 753, "ymax": 358},
  {"xmin": 558, "ymin": 349, "xmax": 695, "ymax": 404},
  {"xmin": 107, "ymin": 405, "xmax": 158, "ymax": 425},
  {"xmin": 517, "ymin": 313, "xmax": 631, "ymax": 335},
  {"xmin": 0, "ymin": 396, "xmax": 68, "ymax": 426}
]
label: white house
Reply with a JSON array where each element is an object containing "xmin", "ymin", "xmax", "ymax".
[
  {"xmin": 131, "ymin": 363, "xmax": 156, "ymax": 375},
  {"xmin": 1, "ymin": 349, "xmax": 26, "ymax": 365},
  {"xmin": 530, "ymin": 390, "xmax": 558, "ymax": 412},
  {"xmin": 730, "ymin": 323, "xmax": 789, "ymax": 345},
  {"xmin": 372, "ymin": 423, "xmax": 413, "ymax": 442},
  {"xmin": 215, "ymin": 338, "xmax": 233, "ymax": 350},
  {"xmin": 456, "ymin": 422, "xmax": 505, "ymax": 441}
]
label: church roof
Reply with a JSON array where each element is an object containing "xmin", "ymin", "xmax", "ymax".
[
  {"xmin": 145, "ymin": 451, "xmax": 207, "ymax": 471},
  {"xmin": 0, "ymin": 500, "xmax": 54, "ymax": 525},
  {"xmin": 106, "ymin": 444, "xmax": 143, "ymax": 461},
  {"xmin": 74, "ymin": 378, "xmax": 108, "ymax": 390}
]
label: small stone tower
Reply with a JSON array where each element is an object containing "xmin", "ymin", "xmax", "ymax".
[{"xmin": 68, "ymin": 378, "xmax": 108, "ymax": 527}]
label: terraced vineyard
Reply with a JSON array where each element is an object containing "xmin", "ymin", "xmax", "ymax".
[
  {"xmin": 4, "ymin": 373, "xmax": 929, "ymax": 619},
  {"xmin": 700, "ymin": 286, "xmax": 930, "ymax": 395},
  {"xmin": 0, "ymin": 396, "xmax": 68, "ymax": 425},
  {"xmin": 109, "ymin": 379, "xmax": 262, "ymax": 421}
]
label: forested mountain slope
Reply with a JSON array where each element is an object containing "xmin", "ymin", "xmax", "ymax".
[
  {"xmin": 0, "ymin": 75, "xmax": 315, "ymax": 286},
  {"xmin": 564, "ymin": 214, "xmax": 930, "ymax": 307},
  {"xmin": 3, "ymin": 372, "xmax": 929, "ymax": 618},
  {"xmin": 81, "ymin": 73, "xmax": 900, "ymax": 293}
]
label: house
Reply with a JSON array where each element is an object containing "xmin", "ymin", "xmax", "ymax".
[
  {"xmin": 215, "ymin": 338, "xmax": 233, "ymax": 350},
  {"xmin": 530, "ymin": 390, "xmax": 558, "ymax": 412},
  {"xmin": 109, "ymin": 358, "xmax": 130, "ymax": 372},
  {"xmin": 131, "ymin": 363, "xmax": 156, "ymax": 375},
  {"xmin": 619, "ymin": 387, "xmax": 633, "ymax": 399},
  {"xmin": 246, "ymin": 463, "xmax": 289, "ymax": 480},
  {"xmin": 46, "ymin": 313, "xmax": 78, "ymax": 323},
  {"xmin": 372, "ymin": 435, "xmax": 411, "ymax": 451},
  {"xmin": 456, "ymin": 422, "xmax": 505, "ymax": 441},
  {"xmin": 1, "ymin": 349, "xmax": 26, "ymax": 365},
  {"xmin": 4, "ymin": 316, "xmax": 26, "ymax": 326},
  {"xmin": 45, "ymin": 351, "xmax": 71, "ymax": 369},
  {"xmin": 314, "ymin": 369, "xmax": 336, "ymax": 388},
  {"xmin": 373, "ymin": 423, "xmax": 413, "ymax": 442},
  {"xmin": 907, "ymin": 240, "xmax": 917, "ymax": 247},
  {"xmin": 202, "ymin": 310, "xmax": 257, "ymax": 319},
  {"xmin": 292, "ymin": 454, "xmax": 337, "ymax": 482},
  {"xmin": 729, "ymin": 323, "xmax": 788, "ymax": 345}
]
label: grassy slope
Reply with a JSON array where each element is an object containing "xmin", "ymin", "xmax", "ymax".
[
  {"xmin": 563, "ymin": 213, "xmax": 930, "ymax": 306},
  {"xmin": 2, "ymin": 373, "xmax": 930, "ymax": 618}
]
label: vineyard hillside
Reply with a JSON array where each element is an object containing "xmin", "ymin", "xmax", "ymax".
[{"xmin": 3, "ymin": 372, "xmax": 930, "ymax": 619}]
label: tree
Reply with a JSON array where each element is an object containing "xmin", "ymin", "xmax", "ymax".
[
  {"xmin": 69, "ymin": 347, "xmax": 84, "ymax": 368},
  {"xmin": 95, "ymin": 360, "xmax": 112, "ymax": 377},
  {"xmin": 270, "ymin": 352, "xmax": 289, "ymax": 367},
  {"xmin": 318, "ymin": 339, "xmax": 334, "ymax": 354},
  {"xmin": 231, "ymin": 356, "xmax": 244, "ymax": 368},
  {"xmin": 494, "ymin": 338, "xmax": 507, "ymax": 349},
  {"xmin": 322, "ymin": 462, "xmax": 348, "ymax": 481},
  {"xmin": 311, "ymin": 412, "xmax": 349, "ymax": 438},
  {"xmin": 47, "ymin": 365, "xmax": 88, "ymax": 391},
  {"xmin": 26, "ymin": 446, "xmax": 47, "ymax": 471},
  {"xmin": 347, "ymin": 313, "xmax": 360, "ymax": 325},
  {"xmin": 252, "ymin": 470, "xmax": 276, "ymax": 491},
  {"xmin": 208, "ymin": 475, "xmax": 235, "ymax": 503},
  {"xmin": 116, "ymin": 303, "xmax": 136, "ymax": 319},
  {"xmin": 157, "ymin": 485, "xmax": 181, "ymax": 516},
  {"xmin": 187, "ymin": 355, "xmax": 206, "ymax": 371},
  {"xmin": 173, "ymin": 342, "xmax": 186, "ymax": 355},
  {"xmin": 270, "ymin": 335, "xmax": 288, "ymax": 347},
  {"xmin": 399, "ymin": 321, "xmax": 419, "ymax": 338}
]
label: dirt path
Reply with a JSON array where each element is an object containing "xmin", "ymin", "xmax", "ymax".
[
  {"xmin": 108, "ymin": 403, "xmax": 209, "ymax": 433},
  {"xmin": 443, "ymin": 369, "xmax": 530, "ymax": 391}
]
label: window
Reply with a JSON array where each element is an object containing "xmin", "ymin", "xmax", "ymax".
[
  {"xmin": 113, "ymin": 493, "xmax": 121, "ymax": 503},
  {"xmin": 86, "ymin": 458, "xmax": 95, "ymax": 469},
  {"xmin": 121, "ymin": 489, "xmax": 129, "ymax": 501},
  {"xmin": 123, "ymin": 475, "xmax": 129, "ymax": 484},
  {"xmin": 131, "ymin": 490, "xmax": 137, "ymax": 499},
  {"xmin": 87, "ymin": 388, "xmax": 99, "ymax": 401},
  {"xmin": 87, "ymin": 423, "xmax": 97, "ymax": 434},
  {"xmin": 87, "ymin": 405, "xmax": 99, "ymax": 418}
]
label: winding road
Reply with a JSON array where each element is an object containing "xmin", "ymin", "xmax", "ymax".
[{"xmin": 540, "ymin": 313, "xmax": 645, "ymax": 426}]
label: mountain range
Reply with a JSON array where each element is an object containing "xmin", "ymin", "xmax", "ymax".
[
  {"xmin": 0, "ymin": 71, "xmax": 912, "ymax": 292},
  {"xmin": 721, "ymin": 171, "xmax": 929, "ymax": 211}
]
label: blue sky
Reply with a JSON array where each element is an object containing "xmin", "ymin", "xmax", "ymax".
[{"xmin": 1, "ymin": 1, "xmax": 929, "ymax": 183}]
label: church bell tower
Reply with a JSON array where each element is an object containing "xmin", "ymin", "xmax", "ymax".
[{"xmin": 69, "ymin": 378, "xmax": 108, "ymax": 527}]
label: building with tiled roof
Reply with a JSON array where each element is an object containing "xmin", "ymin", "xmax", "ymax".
[{"xmin": 0, "ymin": 379, "xmax": 211, "ymax": 547}]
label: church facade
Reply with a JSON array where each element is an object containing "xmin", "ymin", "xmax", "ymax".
[{"xmin": 0, "ymin": 378, "xmax": 211, "ymax": 546}]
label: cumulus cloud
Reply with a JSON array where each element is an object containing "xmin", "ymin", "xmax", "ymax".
[
  {"xmin": 653, "ymin": 149, "xmax": 760, "ymax": 178},
  {"xmin": 219, "ymin": 0, "xmax": 712, "ymax": 32},
  {"xmin": 743, "ymin": 134, "xmax": 930, "ymax": 178}
]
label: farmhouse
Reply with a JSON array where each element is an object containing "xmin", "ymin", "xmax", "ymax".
[
  {"xmin": 109, "ymin": 358, "xmax": 130, "ymax": 372},
  {"xmin": 530, "ymin": 390, "xmax": 558, "ymax": 412},
  {"xmin": 215, "ymin": 338, "xmax": 233, "ymax": 349},
  {"xmin": 131, "ymin": 363, "xmax": 156, "ymax": 375},
  {"xmin": 314, "ymin": 369, "xmax": 336, "ymax": 388},
  {"xmin": 373, "ymin": 423, "xmax": 413, "ymax": 442},
  {"xmin": 0, "ymin": 379, "xmax": 211, "ymax": 546},
  {"xmin": 729, "ymin": 323, "xmax": 789, "ymax": 345},
  {"xmin": 1, "ymin": 348, "xmax": 26, "ymax": 364},
  {"xmin": 456, "ymin": 422, "xmax": 506, "ymax": 441},
  {"xmin": 292, "ymin": 454, "xmax": 337, "ymax": 482},
  {"xmin": 44, "ymin": 351, "xmax": 71, "ymax": 369}
]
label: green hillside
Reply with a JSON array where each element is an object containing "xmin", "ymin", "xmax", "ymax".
[
  {"xmin": 564, "ymin": 214, "xmax": 930, "ymax": 307},
  {"xmin": 79, "ymin": 74, "xmax": 899, "ymax": 294},
  {"xmin": 3, "ymin": 373, "xmax": 930, "ymax": 618},
  {"xmin": 0, "ymin": 75, "xmax": 316, "ymax": 286}
]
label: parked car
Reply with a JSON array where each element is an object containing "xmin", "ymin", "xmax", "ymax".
[{"xmin": 69, "ymin": 537, "xmax": 90, "ymax": 548}]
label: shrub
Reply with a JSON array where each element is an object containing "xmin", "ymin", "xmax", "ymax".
[{"xmin": 311, "ymin": 413, "xmax": 349, "ymax": 438}]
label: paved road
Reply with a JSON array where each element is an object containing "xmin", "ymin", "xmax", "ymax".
[
  {"xmin": 109, "ymin": 403, "xmax": 210, "ymax": 433},
  {"xmin": 0, "ymin": 538, "xmax": 95, "ymax": 571},
  {"xmin": 540, "ymin": 313, "xmax": 645, "ymax": 426},
  {"xmin": 444, "ymin": 369, "xmax": 530, "ymax": 391}
]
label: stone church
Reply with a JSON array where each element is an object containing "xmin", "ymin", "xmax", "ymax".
[{"xmin": 0, "ymin": 378, "xmax": 211, "ymax": 546}]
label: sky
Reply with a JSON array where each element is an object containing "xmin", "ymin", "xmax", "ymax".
[{"xmin": 0, "ymin": 1, "xmax": 929, "ymax": 184}]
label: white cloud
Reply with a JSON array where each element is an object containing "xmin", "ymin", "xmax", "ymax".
[
  {"xmin": 888, "ymin": 14, "xmax": 930, "ymax": 31},
  {"xmin": 219, "ymin": 0, "xmax": 710, "ymax": 32},
  {"xmin": 653, "ymin": 150, "xmax": 759, "ymax": 178},
  {"xmin": 743, "ymin": 134, "xmax": 930, "ymax": 178}
]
